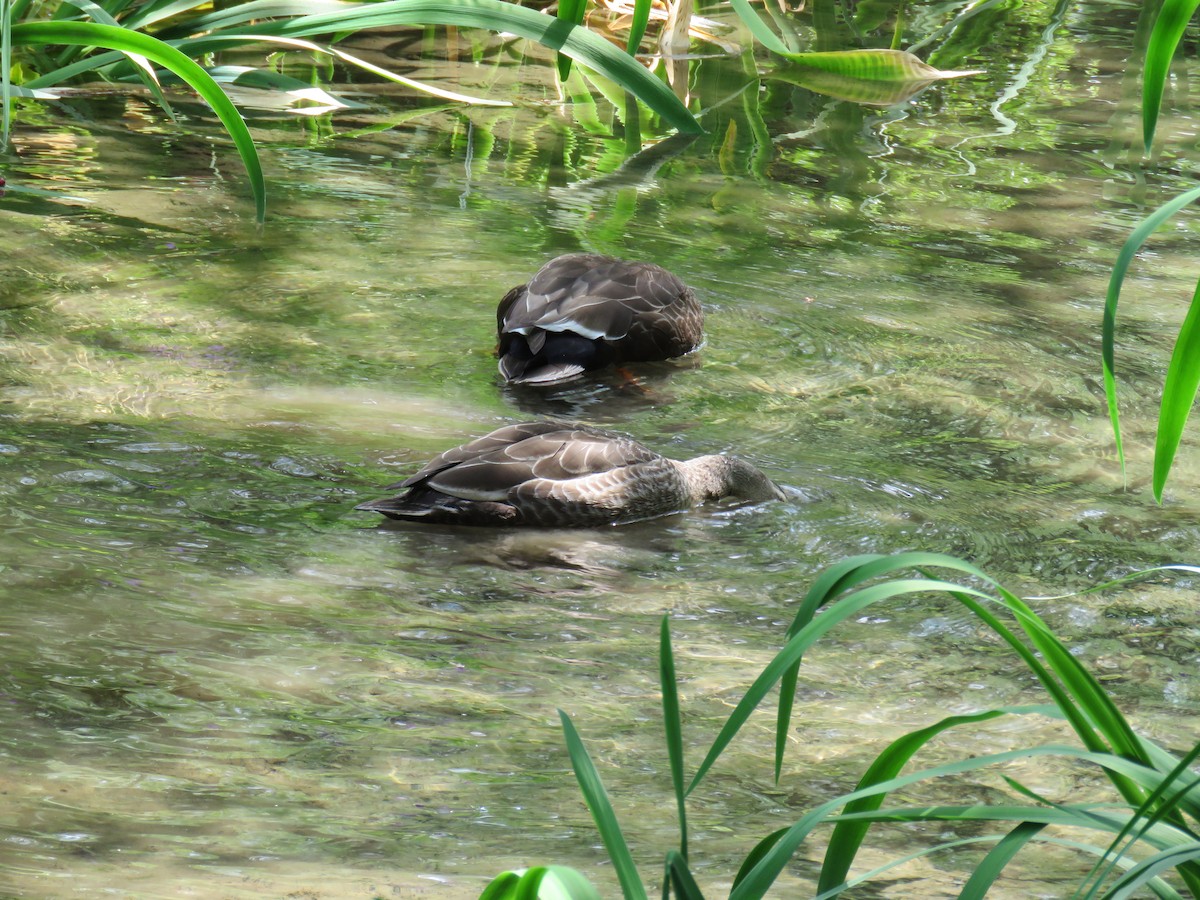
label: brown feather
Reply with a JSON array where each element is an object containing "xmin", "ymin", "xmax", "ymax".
[
  {"xmin": 496, "ymin": 254, "xmax": 703, "ymax": 385},
  {"xmin": 356, "ymin": 422, "xmax": 782, "ymax": 528}
]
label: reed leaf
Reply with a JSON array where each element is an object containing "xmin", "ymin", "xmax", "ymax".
[
  {"xmin": 728, "ymin": 0, "xmax": 788, "ymax": 55},
  {"xmin": 1153, "ymin": 279, "xmax": 1200, "ymax": 501},
  {"xmin": 815, "ymin": 707, "xmax": 1045, "ymax": 894},
  {"xmin": 688, "ymin": 576, "xmax": 1000, "ymax": 796},
  {"xmin": 659, "ymin": 616, "xmax": 688, "ymax": 861},
  {"xmin": 1103, "ymin": 845, "xmax": 1200, "ymax": 900},
  {"xmin": 2, "ymin": 0, "xmax": 12, "ymax": 148},
  {"xmin": 558, "ymin": 710, "xmax": 648, "ymax": 900},
  {"xmin": 730, "ymin": 746, "xmax": 1179, "ymax": 900},
  {"xmin": 625, "ymin": 0, "xmax": 650, "ymax": 55},
  {"xmin": 10, "ymin": 20, "xmax": 266, "ymax": 221},
  {"xmin": 555, "ymin": 0, "xmax": 587, "ymax": 82},
  {"xmin": 1102, "ymin": 183, "xmax": 1200, "ymax": 491},
  {"xmin": 1142, "ymin": 0, "xmax": 1200, "ymax": 153},
  {"xmin": 201, "ymin": 0, "xmax": 701, "ymax": 135},
  {"xmin": 775, "ymin": 48, "xmax": 981, "ymax": 82},
  {"xmin": 662, "ymin": 850, "xmax": 705, "ymax": 899},
  {"xmin": 957, "ymin": 822, "xmax": 1048, "ymax": 900}
]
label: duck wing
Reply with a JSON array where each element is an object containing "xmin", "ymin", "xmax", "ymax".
[
  {"xmin": 358, "ymin": 423, "xmax": 690, "ymax": 526},
  {"xmin": 499, "ymin": 254, "xmax": 700, "ymax": 348},
  {"xmin": 420, "ymin": 424, "xmax": 660, "ymax": 500}
]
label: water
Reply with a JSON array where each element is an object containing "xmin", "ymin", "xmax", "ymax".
[{"xmin": 2, "ymin": 4, "xmax": 1200, "ymax": 897}]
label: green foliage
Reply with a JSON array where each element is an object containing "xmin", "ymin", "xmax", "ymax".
[
  {"xmin": 2, "ymin": 0, "xmax": 701, "ymax": 222},
  {"xmin": 481, "ymin": 865, "xmax": 603, "ymax": 900},
  {"xmin": 12, "ymin": 19, "xmax": 267, "ymax": 221},
  {"xmin": 1103, "ymin": 0, "xmax": 1200, "ymax": 501},
  {"xmin": 485, "ymin": 554, "xmax": 1200, "ymax": 898}
]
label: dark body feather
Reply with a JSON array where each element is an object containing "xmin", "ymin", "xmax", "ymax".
[
  {"xmin": 355, "ymin": 422, "xmax": 783, "ymax": 528},
  {"xmin": 497, "ymin": 254, "xmax": 703, "ymax": 385}
]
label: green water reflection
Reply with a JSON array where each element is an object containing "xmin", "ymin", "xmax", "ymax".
[{"xmin": 2, "ymin": 4, "xmax": 1200, "ymax": 897}]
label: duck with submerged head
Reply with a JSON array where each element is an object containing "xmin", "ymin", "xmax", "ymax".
[
  {"xmin": 496, "ymin": 253, "xmax": 704, "ymax": 385},
  {"xmin": 355, "ymin": 421, "xmax": 784, "ymax": 527}
]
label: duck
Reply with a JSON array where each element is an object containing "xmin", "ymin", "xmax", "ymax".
[
  {"xmin": 355, "ymin": 421, "xmax": 784, "ymax": 527},
  {"xmin": 496, "ymin": 253, "xmax": 704, "ymax": 385}
]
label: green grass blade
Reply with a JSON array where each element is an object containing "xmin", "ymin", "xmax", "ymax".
[
  {"xmin": 57, "ymin": 0, "xmax": 177, "ymax": 120},
  {"xmin": 1153, "ymin": 277, "xmax": 1200, "ymax": 500},
  {"xmin": 659, "ymin": 616, "xmax": 688, "ymax": 860},
  {"xmin": 230, "ymin": 0, "xmax": 701, "ymax": 135},
  {"xmin": 728, "ymin": 0, "xmax": 789, "ymax": 55},
  {"xmin": 1102, "ymin": 183, "xmax": 1200, "ymax": 481},
  {"xmin": 732, "ymin": 829, "xmax": 786, "ymax": 893},
  {"xmin": 957, "ymin": 822, "xmax": 1048, "ymax": 900},
  {"xmin": 1085, "ymin": 744, "xmax": 1200, "ymax": 898},
  {"xmin": 1, "ymin": 0, "xmax": 11, "ymax": 149},
  {"xmin": 1142, "ymin": 0, "xmax": 1200, "ymax": 153},
  {"xmin": 12, "ymin": 20, "xmax": 265, "ymax": 221},
  {"xmin": 625, "ymin": 0, "xmax": 650, "ymax": 54},
  {"xmin": 730, "ymin": 745, "xmax": 1170, "ymax": 900},
  {"xmin": 479, "ymin": 866, "xmax": 602, "ymax": 900},
  {"xmin": 1103, "ymin": 845, "xmax": 1200, "ymax": 900},
  {"xmin": 689, "ymin": 577, "xmax": 1000, "ymax": 796},
  {"xmin": 775, "ymin": 552, "xmax": 999, "ymax": 781},
  {"xmin": 816, "ymin": 707, "xmax": 1042, "ymax": 895},
  {"xmin": 555, "ymin": 0, "xmax": 587, "ymax": 82},
  {"xmin": 480, "ymin": 871, "xmax": 520, "ymax": 899},
  {"xmin": 663, "ymin": 850, "xmax": 705, "ymax": 899},
  {"xmin": 558, "ymin": 710, "xmax": 648, "ymax": 900}
]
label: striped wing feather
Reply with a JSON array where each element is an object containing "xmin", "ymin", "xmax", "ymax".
[{"xmin": 499, "ymin": 254, "xmax": 702, "ymax": 358}]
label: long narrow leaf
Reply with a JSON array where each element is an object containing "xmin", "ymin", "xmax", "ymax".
[
  {"xmin": 659, "ymin": 617, "xmax": 689, "ymax": 860},
  {"xmin": 11, "ymin": 20, "xmax": 266, "ymax": 221},
  {"xmin": 957, "ymin": 822, "xmax": 1047, "ymax": 900},
  {"xmin": 815, "ymin": 707, "xmax": 1044, "ymax": 894},
  {"xmin": 689, "ymin": 577, "xmax": 1000, "ymax": 796},
  {"xmin": 1104, "ymin": 845, "xmax": 1200, "ymax": 900},
  {"xmin": 1153, "ymin": 278, "xmax": 1200, "ymax": 500},
  {"xmin": 1142, "ymin": 0, "xmax": 1200, "ymax": 153},
  {"xmin": 729, "ymin": 747, "xmax": 1182, "ymax": 900},
  {"xmin": 556, "ymin": 0, "xmax": 587, "ymax": 82},
  {"xmin": 662, "ymin": 850, "xmax": 705, "ymax": 900},
  {"xmin": 727, "ymin": 0, "xmax": 789, "ymax": 55},
  {"xmin": 1102, "ymin": 183, "xmax": 1200, "ymax": 481},
  {"xmin": 185, "ymin": 0, "xmax": 702, "ymax": 135},
  {"xmin": 626, "ymin": 0, "xmax": 651, "ymax": 55},
  {"xmin": 1, "ymin": 0, "xmax": 12, "ymax": 148},
  {"xmin": 558, "ymin": 710, "xmax": 648, "ymax": 900}
]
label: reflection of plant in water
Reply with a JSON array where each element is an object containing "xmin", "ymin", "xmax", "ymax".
[
  {"xmin": 484, "ymin": 553, "xmax": 1200, "ymax": 899},
  {"xmin": 0, "ymin": 0, "xmax": 699, "ymax": 221}
]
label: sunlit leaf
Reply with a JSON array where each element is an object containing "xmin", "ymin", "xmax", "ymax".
[
  {"xmin": 1102, "ymin": 183, "xmax": 1200, "ymax": 491},
  {"xmin": 1153, "ymin": 279, "xmax": 1200, "ymax": 501},
  {"xmin": 1142, "ymin": 0, "xmax": 1200, "ymax": 153},
  {"xmin": 659, "ymin": 616, "xmax": 688, "ymax": 860},
  {"xmin": 558, "ymin": 710, "xmax": 648, "ymax": 900},
  {"xmin": 957, "ymin": 822, "xmax": 1047, "ymax": 900}
]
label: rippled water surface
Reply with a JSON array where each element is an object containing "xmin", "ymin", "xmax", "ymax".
[{"xmin": 3, "ymin": 3, "xmax": 1200, "ymax": 897}]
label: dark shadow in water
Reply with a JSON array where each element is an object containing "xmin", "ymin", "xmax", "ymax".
[{"xmin": 496, "ymin": 357, "xmax": 702, "ymax": 422}]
